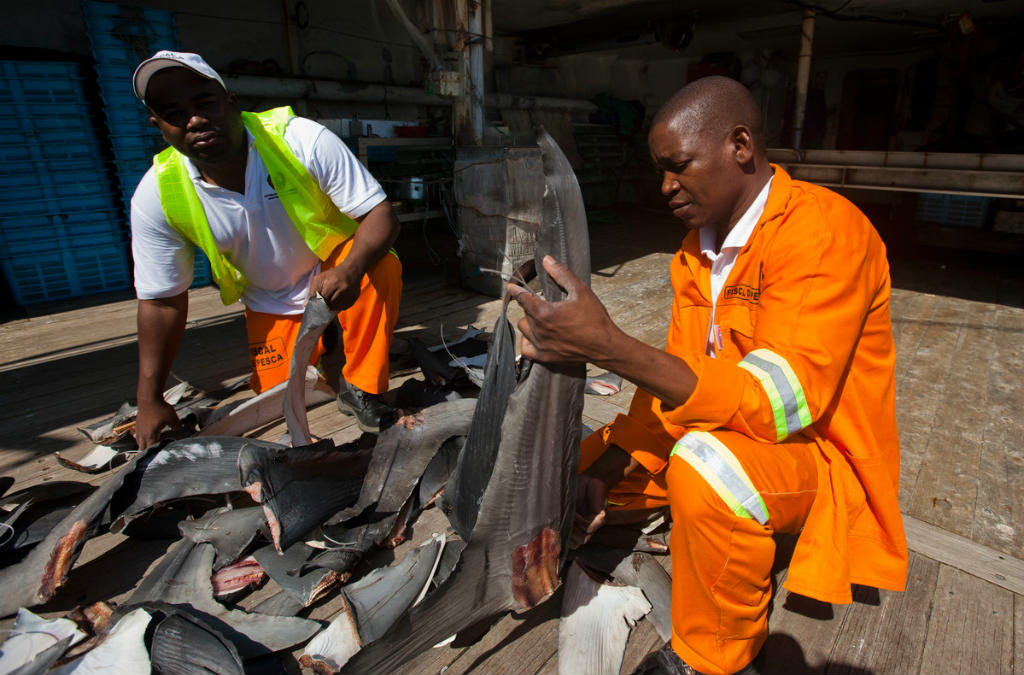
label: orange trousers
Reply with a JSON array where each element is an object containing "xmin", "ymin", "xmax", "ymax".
[
  {"xmin": 244, "ymin": 239, "xmax": 402, "ymax": 395},
  {"xmin": 580, "ymin": 428, "xmax": 818, "ymax": 675}
]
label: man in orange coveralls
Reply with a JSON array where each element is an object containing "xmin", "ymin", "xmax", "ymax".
[{"xmin": 508, "ymin": 76, "xmax": 908, "ymax": 675}]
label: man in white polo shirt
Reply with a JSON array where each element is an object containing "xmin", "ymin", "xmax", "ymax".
[{"xmin": 130, "ymin": 51, "xmax": 403, "ymax": 448}]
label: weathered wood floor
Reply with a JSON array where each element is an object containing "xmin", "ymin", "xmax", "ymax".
[{"xmin": 1, "ymin": 212, "xmax": 1022, "ymax": 673}]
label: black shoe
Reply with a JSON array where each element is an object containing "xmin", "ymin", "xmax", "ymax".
[
  {"xmin": 337, "ymin": 380, "xmax": 396, "ymax": 433},
  {"xmin": 632, "ymin": 643, "xmax": 699, "ymax": 675},
  {"xmin": 632, "ymin": 643, "xmax": 758, "ymax": 675}
]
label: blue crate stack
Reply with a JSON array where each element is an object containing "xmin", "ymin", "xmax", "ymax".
[
  {"xmin": 916, "ymin": 193, "xmax": 992, "ymax": 229},
  {"xmin": 80, "ymin": 0, "xmax": 212, "ymax": 287},
  {"xmin": 0, "ymin": 60, "xmax": 129, "ymax": 305}
]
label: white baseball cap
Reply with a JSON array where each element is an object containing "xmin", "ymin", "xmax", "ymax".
[{"xmin": 133, "ymin": 50, "xmax": 226, "ymax": 100}]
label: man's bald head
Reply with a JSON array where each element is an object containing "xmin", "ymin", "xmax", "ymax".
[
  {"xmin": 652, "ymin": 76, "xmax": 766, "ymax": 159},
  {"xmin": 647, "ymin": 76, "xmax": 774, "ymax": 241}
]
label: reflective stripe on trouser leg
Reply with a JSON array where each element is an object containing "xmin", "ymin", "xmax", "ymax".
[
  {"xmin": 737, "ymin": 348, "xmax": 812, "ymax": 441},
  {"xmin": 670, "ymin": 431, "xmax": 769, "ymax": 525}
]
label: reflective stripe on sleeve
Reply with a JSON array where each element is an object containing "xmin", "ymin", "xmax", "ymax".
[
  {"xmin": 670, "ymin": 431, "xmax": 769, "ymax": 525},
  {"xmin": 738, "ymin": 348, "xmax": 812, "ymax": 441}
]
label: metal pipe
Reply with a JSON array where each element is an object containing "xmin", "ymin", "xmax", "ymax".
[
  {"xmin": 468, "ymin": 1, "xmax": 484, "ymax": 143},
  {"xmin": 383, "ymin": 0, "xmax": 445, "ymax": 71},
  {"xmin": 454, "ymin": 0, "xmax": 468, "ymax": 51},
  {"xmin": 766, "ymin": 147, "xmax": 1024, "ymax": 198},
  {"xmin": 452, "ymin": 0, "xmax": 472, "ymax": 143},
  {"xmin": 485, "ymin": 93, "xmax": 596, "ymax": 113},
  {"xmin": 484, "ymin": 0, "xmax": 493, "ymax": 52},
  {"xmin": 224, "ymin": 74, "xmax": 446, "ymax": 106},
  {"xmin": 282, "ymin": 0, "xmax": 301, "ymax": 75},
  {"xmin": 767, "ymin": 147, "xmax": 1024, "ymax": 172},
  {"xmin": 792, "ymin": 8, "xmax": 815, "ymax": 150},
  {"xmin": 223, "ymin": 74, "xmax": 597, "ymax": 112}
]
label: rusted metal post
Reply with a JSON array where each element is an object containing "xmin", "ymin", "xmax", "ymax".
[
  {"xmin": 483, "ymin": 0, "xmax": 493, "ymax": 53},
  {"xmin": 282, "ymin": 0, "xmax": 301, "ymax": 75},
  {"xmin": 793, "ymin": 8, "xmax": 815, "ymax": 150},
  {"xmin": 281, "ymin": 0, "xmax": 306, "ymax": 114},
  {"xmin": 468, "ymin": 0, "xmax": 484, "ymax": 144},
  {"xmin": 383, "ymin": 0, "xmax": 445, "ymax": 71},
  {"xmin": 450, "ymin": 0, "xmax": 482, "ymax": 144}
]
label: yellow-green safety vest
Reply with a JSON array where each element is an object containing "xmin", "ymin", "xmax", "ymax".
[{"xmin": 152, "ymin": 106, "xmax": 368, "ymax": 305}]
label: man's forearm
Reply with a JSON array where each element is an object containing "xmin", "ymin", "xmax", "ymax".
[
  {"xmin": 509, "ymin": 256, "xmax": 698, "ymax": 411},
  {"xmin": 343, "ymin": 200, "xmax": 400, "ymax": 277},
  {"xmin": 137, "ymin": 293, "xmax": 188, "ymax": 403},
  {"xmin": 595, "ymin": 328, "xmax": 698, "ymax": 411}
]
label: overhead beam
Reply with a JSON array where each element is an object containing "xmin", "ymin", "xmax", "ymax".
[
  {"xmin": 223, "ymin": 74, "xmax": 596, "ymax": 112},
  {"xmin": 514, "ymin": 6, "xmax": 696, "ymax": 59},
  {"xmin": 768, "ymin": 148, "xmax": 1024, "ymax": 198}
]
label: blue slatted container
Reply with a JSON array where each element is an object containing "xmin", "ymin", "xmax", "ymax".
[
  {"xmin": 82, "ymin": 0, "xmax": 211, "ymax": 288},
  {"xmin": 1, "ymin": 242, "xmax": 131, "ymax": 306},
  {"xmin": 80, "ymin": 0, "xmax": 177, "ymax": 209},
  {"xmin": 0, "ymin": 59, "xmax": 130, "ymax": 304},
  {"xmin": 916, "ymin": 193, "xmax": 992, "ymax": 229},
  {"xmin": 0, "ymin": 209, "xmax": 128, "ymax": 256}
]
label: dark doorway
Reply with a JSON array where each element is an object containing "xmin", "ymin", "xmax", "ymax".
[{"xmin": 836, "ymin": 69, "xmax": 900, "ymax": 150}]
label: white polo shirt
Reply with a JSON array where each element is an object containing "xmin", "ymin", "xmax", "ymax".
[
  {"xmin": 699, "ymin": 174, "xmax": 773, "ymax": 356},
  {"xmin": 130, "ymin": 116, "xmax": 387, "ymax": 315}
]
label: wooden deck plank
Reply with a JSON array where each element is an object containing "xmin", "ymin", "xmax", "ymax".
[
  {"xmin": 582, "ymin": 413, "xmax": 608, "ymax": 434},
  {"xmin": 758, "ymin": 535, "xmax": 845, "ymax": 675},
  {"xmin": 974, "ymin": 304, "xmax": 1024, "ymax": 559},
  {"xmin": 1014, "ymin": 594, "xmax": 1024, "ymax": 675},
  {"xmin": 0, "ymin": 288, "xmax": 239, "ymax": 364},
  {"xmin": 536, "ymin": 652, "xmax": 558, "ymax": 674},
  {"xmin": 583, "ymin": 395, "xmax": 629, "ymax": 428},
  {"xmin": 590, "ymin": 256, "xmax": 674, "ymax": 349},
  {"xmin": 975, "ymin": 427, "xmax": 1024, "ymax": 560},
  {"xmin": 918, "ymin": 566, "xmax": 1014, "ymax": 674},
  {"xmin": 890, "ymin": 290, "xmax": 938, "ymax": 386},
  {"xmin": 908, "ymin": 430, "xmax": 983, "ymax": 538},
  {"xmin": 908, "ymin": 301, "xmax": 992, "ymax": 538},
  {"xmin": 400, "ymin": 294, "xmax": 499, "ymax": 331},
  {"xmin": 380, "ymin": 633, "xmax": 468, "ymax": 675},
  {"xmin": 889, "ymin": 289, "xmax": 939, "ymax": 511},
  {"xmin": 0, "ymin": 321, "xmax": 250, "ymax": 454},
  {"xmin": 897, "ymin": 294, "xmax": 969, "ymax": 521},
  {"xmin": 760, "ymin": 588, "xmax": 851, "ymax": 674},
  {"xmin": 0, "ymin": 338, "xmax": 248, "ymax": 434},
  {"xmin": 904, "ymin": 515, "xmax": 1024, "ymax": 596},
  {"xmin": 617, "ymin": 616, "xmax": 665, "ymax": 674},
  {"xmin": 454, "ymin": 599, "xmax": 561, "ymax": 674},
  {"xmin": 448, "ymin": 586, "xmax": 664, "ymax": 675},
  {"xmin": 896, "ymin": 427, "xmax": 929, "ymax": 512},
  {"xmin": 827, "ymin": 552, "xmax": 939, "ymax": 674}
]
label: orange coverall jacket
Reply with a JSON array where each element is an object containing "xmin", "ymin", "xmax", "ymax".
[{"xmin": 606, "ymin": 166, "xmax": 908, "ymax": 604}]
